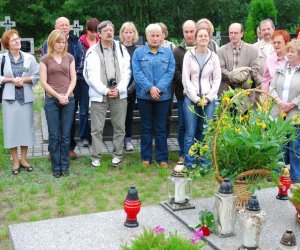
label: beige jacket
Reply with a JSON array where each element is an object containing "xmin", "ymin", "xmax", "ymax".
[
  {"xmin": 253, "ymin": 40, "xmax": 274, "ymax": 76},
  {"xmin": 269, "ymin": 63, "xmax": 300, "ymax": 119},
  {"xmin": 217, "ymin": 41, "xmax": 261, "ymax": 96}
]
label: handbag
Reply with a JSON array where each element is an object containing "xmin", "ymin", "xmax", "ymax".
[{"xmin": 0, "ymin": 55, "xmax": 6, "ymax": 103}]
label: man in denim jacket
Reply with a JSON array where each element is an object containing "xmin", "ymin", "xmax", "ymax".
[{"xmin": 132, "ymin": 23, "xmax": 175, "ymax": 168}]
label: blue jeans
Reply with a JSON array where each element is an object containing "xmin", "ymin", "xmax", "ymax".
[
  {"xmin": 177, "ymin": 98, "xmax": 185, "ymax": 157},
  {"xmin": 77, "ymin": 78, "xmax": 91, "ymax": 141},
  {"xmin": 125, "ymin": 93, "xmax": 136, "ymax": 143},
  {"xmin": 183, "ymin": 97, "xmax": 216, "ymax": 167},
  {"xmin": 283, "ymin": 126, "xmax": 300, "ymax": 181},
  {"xmin": 44, "ymin": 95, "xmax": 75, "ymax": 172},
  {"xmin": 137, "ymin": 98, "xmax": 169, "ymax": 163}
]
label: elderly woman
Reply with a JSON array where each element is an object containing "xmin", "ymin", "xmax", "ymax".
[
  {"xmin": 262, "ymin": 30, "xmax": 290, "ymax": 93},
  {"xmin": 119, "ymin": 21, "xmax": 139, "ymax": 151},
  {"xmin": 158, "ymin": 22, "xmax": 176, "ymax": 50},
  {"xmin": 132, "ymin": 23, "xmax": 175, "ymax": 167},
  {"xmin": 0, "ymin": 29, "xmax": 39, "ymax": 175},
  {"xmin": 196, "ymin": 18, "xmax": 219, "ymax": 53},
  {"xmin": 269, "ymin": 39, "xmax": 300, "ymax": 182},
  {"xmin": 40, "ymin": 30, "xmax": 76, "ymax": 178},
  {"xmin": 182, "ymin": 28, "xmax": 221, "ymax": 169}
]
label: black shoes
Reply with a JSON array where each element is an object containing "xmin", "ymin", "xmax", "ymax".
[{"xmin": 53, "ymin": 170, "xmax": 70, "ymax": 178}]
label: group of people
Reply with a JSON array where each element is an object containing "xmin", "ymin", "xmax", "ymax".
[{"xmin": 1, "ymin": 16, "xmax": 300, "ymax": 182}]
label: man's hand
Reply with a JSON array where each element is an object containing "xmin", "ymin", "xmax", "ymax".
[
  {"xmin": 150, "ymin": 86, "xmax": 160, "ymax": 101},
  {"xmin": 107, "ymin": 88, "xmax": 119, "ymax": 98},
  {"xmin": 280, "ymin": 101, "xmax": 295, "ymax": 113}
]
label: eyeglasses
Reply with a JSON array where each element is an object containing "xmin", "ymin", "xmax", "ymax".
[
  {"xmin": 9, "ymin": 37, "xmax": 20, "ymax": 43},
  {"xmin": 101, "ymin": 29, "xmax": 114, "ymax": 33}
]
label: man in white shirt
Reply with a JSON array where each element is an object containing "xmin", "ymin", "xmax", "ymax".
[{"xmin": 253, "ymin": 19, "xmax": 275, "ymax": 76}]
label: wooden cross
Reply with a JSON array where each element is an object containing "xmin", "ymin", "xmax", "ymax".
[
  {"xmin": 0, "ymin": 16, "xmax": 16, "ymax": 31},
  {"xmin": 71, "ymin": 20, "xmax": 83, "ymax": 37}
]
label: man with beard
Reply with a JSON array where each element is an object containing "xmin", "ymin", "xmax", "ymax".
[
  {"xmin": 84, "ymin": 20, "xmax": 131, "ymax": 168},
  {"xmin": 253, "ymin": 19, "xmax": 275, "ymax": 76}
]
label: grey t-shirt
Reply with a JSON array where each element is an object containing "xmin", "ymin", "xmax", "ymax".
[{"xmin": 195, "ymin": 52, "xmax": 207, "ymax": 70}]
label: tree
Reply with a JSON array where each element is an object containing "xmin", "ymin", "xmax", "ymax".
[{"xmin": 244, "ymin": 0, "xmax": 277, "ymax": 42}]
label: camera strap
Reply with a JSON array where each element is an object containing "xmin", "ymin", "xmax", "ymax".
[{"xmin": 99, "ymin": 41, "xmax": 117, "ymax": 82}]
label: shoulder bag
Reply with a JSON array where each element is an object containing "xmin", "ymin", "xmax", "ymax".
[{"xmin": 0, "ymin": 55, "xmax": 6, "ymax": 103}]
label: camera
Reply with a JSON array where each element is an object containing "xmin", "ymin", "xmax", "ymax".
[{"xmin": 107, "ymin": 78, "xmax": 117, "ymax": 89}]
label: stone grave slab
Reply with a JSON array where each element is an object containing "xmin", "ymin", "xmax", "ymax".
[
  {"xmin": 9, "ymin": 205, "xmax": 207, "ymax": 250},
  {"xmin": 161, "ymin": 187, "xmax": 299, "ymax": 249}
]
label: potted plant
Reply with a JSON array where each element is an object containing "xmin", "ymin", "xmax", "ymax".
[
  {"xmin": 289, "ymin": 185, "xmax": 300, "ymax": 223},
  {"xmin": 195, "ymin": 210, "xmax": 215, "ymax": 236},
  {"xmin": 122, "ymin": 226, "xmax": 205, "ymax": 249},
  {"xmin": 189, "ymin": 88, "xmax": 296, "ymax": 205}
]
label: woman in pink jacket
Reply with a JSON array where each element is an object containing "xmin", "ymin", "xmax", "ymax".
[{"xmin": 182, "ymin": 27, "xmax": 221, "ymax": 169}]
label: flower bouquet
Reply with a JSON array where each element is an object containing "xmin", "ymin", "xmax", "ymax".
[{"xmin": 189, "ymin": 88, "xmax": 296, "ymax": 207}]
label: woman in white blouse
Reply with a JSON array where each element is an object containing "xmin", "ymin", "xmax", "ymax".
[{"xmin": 270, "ymin": 39, "xmax": 300, "ymax": 183}]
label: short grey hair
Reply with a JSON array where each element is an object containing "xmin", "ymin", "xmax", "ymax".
[
  {"xmin": 97, "ymin": 20, "xmax": 114, "ymax": 32},
  {"xmin": 260, "ymin": 18, "xmax": 275, "ymax": 30},
  {"xmin": 145, "ymin": 23, "xmax": 162, "ymax": 37}
]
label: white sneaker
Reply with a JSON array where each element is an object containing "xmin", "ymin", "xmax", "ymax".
[
  {"xmin": 112, "ymin": 157, "xmax": 121, "ymax": 166},
  {"xmin": 125, "ymin": 142, "xmax": 134, "ymax": 151},
  {"xmin": 91, "ymin": 159, "xmax": 100, "ymax": 168}
]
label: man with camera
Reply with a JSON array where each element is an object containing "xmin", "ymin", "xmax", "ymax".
[{"xmin": 84, "ymin": 20, "xmax": 131, "ymax": 167}]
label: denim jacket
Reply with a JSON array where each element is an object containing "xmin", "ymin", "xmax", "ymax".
[{"xmin": 132, "ymin": 43, "xmax": 175, "ymax": 101}]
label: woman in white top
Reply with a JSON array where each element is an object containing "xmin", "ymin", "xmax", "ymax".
[
  {"xmin": 269, "ymin": 39, "xmax": 300, "ymax": 182},
  {"xmin": 182, "ymin": 28, "xmax": 221, "ymax": 168}
]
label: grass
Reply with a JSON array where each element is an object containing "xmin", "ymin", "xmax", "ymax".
[
  {"xmin": 0, "ymin": 152, "xmax": 218, "ymax": 249},
  {"xmin": 0, "ymin": 86, "xmax": 274, "ymax": 249}
]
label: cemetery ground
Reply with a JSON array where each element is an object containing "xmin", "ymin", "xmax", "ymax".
[{"xmin": 0, "ymin": 86, "xmax": 273, "ymax": 249}]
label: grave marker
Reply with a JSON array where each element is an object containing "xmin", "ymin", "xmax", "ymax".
[
  {"xmin": 71, "ymin": 20, "xmax": 83, "ymax": 37},
  {"xmin": 0, "ymin": 16, "xmax": 16, "ymax": 31}
]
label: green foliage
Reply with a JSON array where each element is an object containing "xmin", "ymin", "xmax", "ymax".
[
  {"xmin": 195, "ymin": 210, "xmax": 215, "ymax": 233},
  {"xmin": 244, "ymin": 0, "xmax": 277, "ymax": 42},
  {"xmin": 275, "ymin": 0, "xmax": 300, "ymax": 33},
  {"xmin": 290, "ymin": 185, "xmax": 300, "ymax": 204},
  {"xmin": 122, "ymin": 227, "xmax": 204, "ymax": 250},
  {"xmin": 189, "ymin": 88, "xmax": 296, "ymax": 181}
]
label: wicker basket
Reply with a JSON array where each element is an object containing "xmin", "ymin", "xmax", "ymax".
[{"xmin": 213, "ymin": 88, "xmax": 282, "ymax": 209}]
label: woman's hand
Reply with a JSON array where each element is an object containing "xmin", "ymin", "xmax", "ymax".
[
  {"xmin": 150, "ymin": 86, "xmax": 160, "ymax": 101},
  {"xmin": 58, "ymin": 94, "xmax": 69, "ymax": 105},
  {"xmin": 14, "ymin": 77, "xmax": 24, "ymax": 88}
]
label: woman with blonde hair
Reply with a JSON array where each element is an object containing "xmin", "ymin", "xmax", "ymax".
[
  {"xmin": 158, "ymin": 22, "xmax": 175, "ymax": 50},
  {"xmin": 119, "ymin": 21, "xmax": 139, "ymax": 151},
  {"xmin": 196, "ymin": 18, "xmax": 219, "ymax": 52},
  {"xmin": 0, "ymin": 29, "xmax": 39, "ymax": 175},
  {"xmin": 270, "ymin": 39, "xmax": 300, "ymax": 182},
  {"xmin": 40, "ymin": 30, "xmax": 76, "ymax": 178}
]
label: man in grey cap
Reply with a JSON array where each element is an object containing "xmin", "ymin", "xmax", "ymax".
[{"xmin": 84, "ymin": 20, "xmax": 131, "ymax": 167}]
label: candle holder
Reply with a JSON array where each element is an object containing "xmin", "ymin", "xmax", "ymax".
[
  {"xmin": 164, "ymin": 162, "xmax": 195, "ymax": 211},
  {"xmin": 123, "ymin": 186, "xmax": 141, "ymax": 228}
]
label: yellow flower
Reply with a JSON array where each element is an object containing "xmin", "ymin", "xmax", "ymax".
[
  {"xmin": 240, "ymin": 114, "xmax": 249, "ymax": 121},
  {"xmin": 280, "ymin": 112, "xmax": 287, "ymax": 118},
  {"xmin": 244, "ymin": 90, "xmax": 251, "ymax": 96},
  {"xmin": 292, "ymin": 114, "xmax": 300, "ymax": 124},
  {"xmin": 235, "ymin": 127, "xmax": 241, "ymax": 133},
  {"xmin": 221, "ymin": 96, "xmax": 231, "ymax": 104},
  {"xmin": 256, "ymin": 120, "xmax": 267, "ymax": 129}
]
